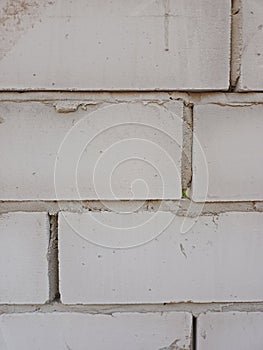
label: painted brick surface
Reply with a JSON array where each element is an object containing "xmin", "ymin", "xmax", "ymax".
[
  {"xmin": 0, "ymin": 0, "xmax": 263, "ymax": 346},
  {"xmin": 197, "ymin": 312, "xmax": 263, "ymax": 350},
  {"xmin": 0, "ymin": 100, "xmax": 182, "ymax": 200},
  {"xmin": 0, "ymin": 212, "xmax": 49, "ymax": 304},
  {"xmin": 0, "ymin": 0, "xmax": 230, "ymax": 90},
  {"xmin": 59, "ymin": 211, "xmax": 263, "ymax": 304},
  {"xmin": 239, "ymin": 0, "xmax": 263, "ymax": 90},
  {"xmin": 192, "ymin": 104, "xmax": 263, "ymax": 201},
  {"xmin": 0, "ymin": 312, "xmax": 192, "ymax": 350}
]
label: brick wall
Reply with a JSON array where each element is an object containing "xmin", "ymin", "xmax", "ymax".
[{"xmin": 0, "ymin": 0, "xmax": 263, "ymax": 349}]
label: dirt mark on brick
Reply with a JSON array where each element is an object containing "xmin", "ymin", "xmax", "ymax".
[
  {"xmin": 0, "ymin": 0, "xmax": 54, "ymax": 60},
  {"xmin": 159, "ymin": 338, "xmax": 187, "ymax": 350}
]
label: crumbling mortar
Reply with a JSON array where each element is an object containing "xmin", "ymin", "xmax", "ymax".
[
  {"xmin": 0, "ymin": 200, "xmax": 262, "ymax": 216},
  {"xmin": 1, "ymin": 302, "xmax": 263, "ymax": 317},
  {"xmin": 47, "ymin": 214, "xmax": 60, "ymax": 302},
  {"xmin": 230, "ymin": 0, "xmax": 242, "ymax": 91},
  {"xmin": 181, "ymin": 104, "xmax": 193, "ymax": 193},
  {"xmin": 2, "ymin": 92, "xmax": 263, "ymax": 107}
]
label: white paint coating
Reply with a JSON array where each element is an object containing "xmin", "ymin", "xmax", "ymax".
[
  {"xmin": 240, "ymin": 0, "xmax": 263, "ymax": 90},
  {"xmin": 0, "ymin": 0, "xmax": 262, "ymax": 346},
  {"xmin": 192, "ymin": 104, "xmax": 263, "ymax": 201},
  {"xmin": 0, "ymin": 212, "xmax": 49, "ymax": 304},
  {"xmin": 0, "ymin": 312, "xmax": 192, "ymax": 350},
  {"xmin": 197, "ymin": 312, "xmax": 263, "ymax": 350},
  {"xmin": 0, "ymin": 0, "xmax": 230, "ymax": 90},
  {"xmin": 59, "ymin": 211, "xmax": 263, "ymax": 304},
  {"xmin": 0, "ymin": 100, "xmax": 182, "ymax": 200}
]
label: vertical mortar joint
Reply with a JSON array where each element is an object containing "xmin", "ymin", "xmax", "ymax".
[
  {"xmin": 230, "ymin": 0, "xmax": 242, "ymax": 91},
  {"xmin": 181, "ymin": 103, "xmax": 193, "ymax": 198},
  {"xmin": 191, "ymin": 315, "xmax": 197, "ymax": 350},
  {"xmin": 47, "ymin": 213, "xmax": 60, "ymax": 302}
]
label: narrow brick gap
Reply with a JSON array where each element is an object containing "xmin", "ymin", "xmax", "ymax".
[
  {"xmin": 229, "ymin": 0, "xmax": 234, "ymax": 90},
  {"xmin": 181, "ymin": 103, "xmax": 193, "ymax": 199},
  {"xmin": 191, "ymin": 315, "xmax": 197, "ymax": 350},
  {"xmin": 47, "ymin": 214, "xmax": 61, "ymax": 302},
  {"xmin": 230, "ymin": 0, "xmax": 242, "ymax": 91}
]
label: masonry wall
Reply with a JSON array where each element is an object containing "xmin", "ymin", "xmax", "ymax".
[{"xmin": 0, "ymin": 1, "xmax": 263, "ymax": 349}]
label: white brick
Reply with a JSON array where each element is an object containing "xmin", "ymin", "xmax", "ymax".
[
  {"xmin": 0, "ymin": 100, "xmax": 182, "ymax": 200},
  {"xmin": 192, "ymin": 104, "xmax": 263, "ymax": 201},
  {"xmin": 59, "ymin": 211, "xmax": 263, "ymax": 304},
  {"xmin": 239, "ymin": 0, "xmax": 263, "ymax": 90},
  {"xmin": 0, "ymin": 312, "xmax": 192, "ymax": 350},
  {"xmin": 197, "ymin": 312, "xmax": 263, "ymax": 350},
  {"xmin": 0, "ymin": 212, "xmax": 49, "ymax": 304},
  {"xmin": 0, "ymin": 0, "xmax": 230, "ymax": 90}
]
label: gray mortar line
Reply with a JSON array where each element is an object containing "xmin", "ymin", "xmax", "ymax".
[
  {"xmin": 1, "ymin": 302, "xmax": 263, "ymax": 317},
  {"xmin": 0, "ymin": 200, "xmax": 262, "ymax": 216},
  {"xmin": 230, "ymin": 0, "xmax": 242, "ymax": 91},
  {"xmin": 1, "ymin": 91, "xmax": 263, "ymax": 105},
  {"xmin": 47, "ymin": 214, "xmax": 60, "ymax": 302},
  {"xmin": 181, "ymin": 103, "xmax": 193, "ymax": 192}
]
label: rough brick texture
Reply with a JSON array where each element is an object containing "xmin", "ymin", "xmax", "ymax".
[
  {"xmin": 192, "ymin": 104, "xmax": 263, "ymax": 201},
  {"xmin": 0, "ymin": 99, "xmax": 182, "ymax": 200},
  {"xmin": 59, "ymin": 211, "xmax": 263, "ymax": 304},
  {"xmin": 1, "ymin": 0, "xmax": 263, "ymax": 347},
  {"xmin": 0, "ymin": 0, "xmax": 230, "ymax": 90},
  {"xmin": 0, "ymin": 312, "xmax": 192, "ymax": 350},
  {"xmin": 197, "ymin": 312, "xmax": 263, "ymax": 349},
  {"xmin": 239, "ymin": 0, "xmax": 263, "ymax": 90},
  {"xmin": 0, "ymin": 212, "xmax": 49, "ymax": 304}
]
